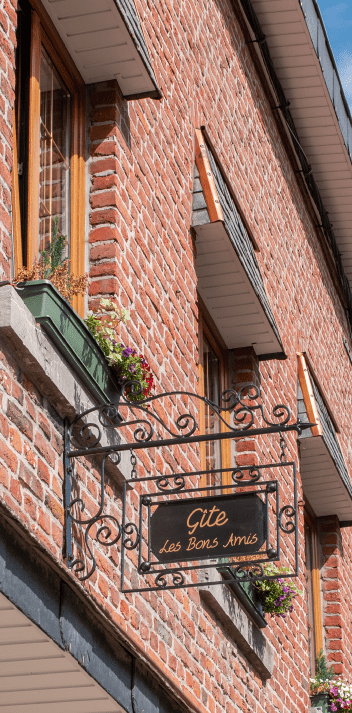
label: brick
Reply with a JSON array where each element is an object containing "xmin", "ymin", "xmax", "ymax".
[
  {"xmin": 37, "ymin": 457, "xmax": 50, "ymax": 485},
  {"xmin": 10, "ymin": 477, "xmax": 21, "ymax": 503},
  {"xmin": 35, "ymin": 431, "xmax": 55, "ymax": 468},
  {"xmin": 44, "ymin": 492, "xmax": 64, "ymax": 525},
  {"xmin": 0, "ymin": 461, "xmax": 9, "ymax": 488},
  {"xmin": 0, "ymin": 438, "xmax": 17, "ymax": 472},
  {"xmin": 7, "ymin": 400, "xmax": 33, "ymax": 439},
  {"xmin": 38, "ymin": 413, "xmax": 51, "ymax": 440},
  {"xmin": 9, "ymin": 426, "xmax": 22, "ymax": 453},
  {"xmin": 19, "ymin": 462, "xmax": 44, "ymax": 500},
  {"xmin": 89, "ymin": 226, "xmax": 122, "ymax": 243}
]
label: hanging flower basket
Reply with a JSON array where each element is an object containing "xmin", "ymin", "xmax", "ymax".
[
  {"xmin": 310, "ymin": 692, "xmax": 330, "ymax": 713},
  {"xmin": 254, "ymin": 563, "xmax": 303, "ymax": 617},
  {"xmin": 328, "ymin": 681, "xmax": 352, "ymax": 711},
  {"xmin": 84, "ymin": 298, "xmax": 154, "ymax": 403}
]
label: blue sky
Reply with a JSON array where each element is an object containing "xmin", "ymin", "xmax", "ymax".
[{"xmin": 317, "ymin": 1, "xmax": 352, "ymax": 110}]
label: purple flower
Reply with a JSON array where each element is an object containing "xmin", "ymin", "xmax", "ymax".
[{"xmin": 122, "ymin": 347, "xmax": 134, "ymax": 357}]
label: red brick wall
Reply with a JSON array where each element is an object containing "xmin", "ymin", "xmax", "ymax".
[
  {"xmin": 1, "ymin": 0, "xmax": 352, "ymax": 712},
  {"xmin": 319, "ymin": 516, "xmax": 352, "ymax": 677},
  {"xmin": 0, "ymin": 0, "xmax": 17, "ymax": 282}
]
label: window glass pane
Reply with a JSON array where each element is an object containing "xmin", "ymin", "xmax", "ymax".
[
  {"xmin": 305, "ymin": 523, "xmax": 316, "ymax": 674},
  {"xmin": 203, "ymin": 335, "xmax": 221, "ymax": 484},
  {"xmin": 39, "ymin": 48, "xmax": 70, "ymax": 259}
]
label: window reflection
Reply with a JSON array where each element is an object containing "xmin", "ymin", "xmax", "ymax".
[
  {"xmin": 203, "ymin": 334, "xmax": 221, "ymax": 486},
  {"xmin": 305, "ymin": 522, "xmax": 316, "ymax": 674},
  {"xmin": 39, "ymin": 48, "xmax": 70, "ymax": 258}
]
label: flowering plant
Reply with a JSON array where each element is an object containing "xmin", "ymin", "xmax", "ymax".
[
  {"xmin": 254, "ymin": 563, "xmax": 303, "ymax": 617},
  {"xmin": 84, "ymin": 298, "xmax": 154, "ymax": 402},
  {"xmin": 310, "ymin": 650, "xmax": 335, "ymax": 695},
  {"xmin": 13, "ymin": 217, "xmax": 87, "ymax": 302},
  {"xmin": 328, "ymin": 681, "xmax": 352, "ymax": 711}
]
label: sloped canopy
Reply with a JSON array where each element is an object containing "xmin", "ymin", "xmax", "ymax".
[
  {"xmin": 297, "ymin": 353, "xmax": 352, "ymax": 520},
  {"xmin": 192, "ymin": 130, "xmax": 285, "ymax": 359},
  {"xmin": 40, "ymin": 0, "xmax": 161, "ymax": 98}
]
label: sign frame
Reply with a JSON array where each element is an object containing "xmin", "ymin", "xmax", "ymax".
[{"xmin": 120, "ymin": 461, "xmax": 298, "ymax": 593}]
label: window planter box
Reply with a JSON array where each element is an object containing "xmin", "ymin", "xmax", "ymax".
[
  {"xmin": 310, "ymin": 693, "xmax": 331, "ymax": 712},
  {"xmin": 218, "ymin": 567, "xmax": 267, "ymax": 628},
  {"xmin": 17, "ymin": 280, "xmax": 122, "ymax": 406}
]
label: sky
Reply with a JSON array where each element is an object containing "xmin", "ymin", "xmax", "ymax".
[{"xmin": 317, "ymin": 1, "xmax": 352, "ymax": 110}]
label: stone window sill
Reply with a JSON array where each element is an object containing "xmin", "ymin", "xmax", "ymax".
[
  {"xmin": 199, "ymin": 569, "xmax": 274, "ymax": 679},
  {"xmin": 0, "ymin": 285, "xmax": 130, "ymax": 485}
]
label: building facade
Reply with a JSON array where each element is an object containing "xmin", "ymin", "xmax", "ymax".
[{"xmin": 1, "ymin": 0, "xmax": 352, "ymax": 711}]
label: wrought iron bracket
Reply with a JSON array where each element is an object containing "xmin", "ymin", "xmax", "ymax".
[{"xmin": 63, "ymin": 382, "xmax": 313, "ymax": 585}]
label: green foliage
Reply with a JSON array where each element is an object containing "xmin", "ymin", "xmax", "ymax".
[
  {"xmin": 310, "ymin": 650, "xmax": 335, "ymax": 694},
  {"xmin": 40, "ymin": 216, "xmax": 68, "ymax": 276},
  {"xmin": 84, "ymin": 299, "xmax": 153, "ymax": 402},
  {"xmin": 84, "ymin": 299, "xmax": 130, "ymax": 357},
  {"xmin": 255, "ymin": 564, "xmax": 303, "ymax": 617},
  {"xmin": 316, "ymin": 650, "xmax": 335, "ymax": 682},
  {"xmin": 14, "ymin": 216, "xmax": 87, "ymax": 302}
]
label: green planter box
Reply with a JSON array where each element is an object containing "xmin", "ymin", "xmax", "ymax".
[
  {"xmin": 310, "ymin": 693, "xmax": 330, "ymax": 712},
  {"xmin": 17, "ymin": 280, "xmax": 122, "ymax": 406}
]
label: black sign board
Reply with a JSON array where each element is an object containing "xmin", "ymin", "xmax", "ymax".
[{"xmin": 150, "ymin": 492, "xmax": 266, "ymax": 564}]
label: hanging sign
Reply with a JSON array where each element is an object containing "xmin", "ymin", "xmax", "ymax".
[{"xmin": 150, "ymin": 492, "xmax": 266, "ymax": 564}]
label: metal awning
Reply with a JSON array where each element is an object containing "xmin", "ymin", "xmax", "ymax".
[
  {"xmin": 297, "ymin": 353, "xmax": 352, "ymax": 520},
  {"xmin": 0, "ymin": 592, "xmax": 123, "ymax": 713},
  {"xmin": 192, "ymin": 130, "xmax": 285, "ymax": 359},
  {"xmin": 249, "ymin": 0, "xmax": 352, "ymax": 292},
  {"xmin": 40, "ymin": 0, "xmax": 161, "ymax": 98}
]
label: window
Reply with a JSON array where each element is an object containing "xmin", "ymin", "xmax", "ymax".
[
  {"xmin": 304, "ymin": 506, "xmax": 323, "ymax": 674},
  {"xmin": 198, "ymin": 311, "xmax": 231, "ymax": 488},
  {"xmin": 39, "ymin": 47, "xmax": 71, "ymax": 256},
  {"xmin": 13, "ymin": 1, "xmax": 85, "ymax": 315}
]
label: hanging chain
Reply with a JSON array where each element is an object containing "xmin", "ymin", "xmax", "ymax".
[
  {"xmin": 279, "ymin": 431, "xmax": 287, "ymax": 463},
  {"xmin": 130, "ymin": 449, "xmax": 137, "ymax": 479}
]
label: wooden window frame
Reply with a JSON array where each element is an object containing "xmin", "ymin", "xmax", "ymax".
[
  {"xmin": 304, "ymin": 503, "xmax": 323, "ymax": 673},
  {"xmin": 13, "ymin": 2, "xmax": 86, "ymax": 316},
  {"xmin": 198, "ymin": 305, "xmax": 232, "ymax": 489}
]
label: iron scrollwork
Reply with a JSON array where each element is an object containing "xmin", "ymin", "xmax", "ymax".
[
  {"xmin": 63, "ymin": 383, "xmax": 305, "ymax": 586},
  {"xmin": 230, "ymin": 563, "xmax": 265, "ymax": 581},
  {"xmin": 64, "ymin": 448, "xmax": 123, "ymax": 581},
  {"xmin": 232, "ymin": 466, "xmax": 261, "ymax": 483},
  {"xmin": 65, "ymin": 381, "xmax": 313, "ymax": 459},
  {"xmin": 279, "ymin": 505, "xmax": 296, "ymax": 533},
  {"xmin": 155, "ymin": 570, "xmax": 185, "ymax": 589},
  {"xmin": 69, "ymin": 514, "xmax": 121, "ymax": 581}
]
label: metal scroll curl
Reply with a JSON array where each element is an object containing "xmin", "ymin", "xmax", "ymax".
[
  {"xmin": 232, "ymin": 466, "xmax": 261, "ymax": 483},
  {"xmin": 64, "ymin": 451, "xmax": 124, "ymax": 580},
  {"xmin": 279, "ymin": 505, "xmax": 296, "ymax": 533},
  {"xmin": 230, "ymin": 563, "xmax": 265, "ymax": 581},
  {"xmin": 154, "ymin": 570, "xmax": 185, "ymax": 589},
  {"xmin": 156, "ymin": 475, "xmax": 186, "ymax": 492},
  {"xmin": 70, "ymin": 514, "xmax": 122, "ymax": 581},
  {"xmin": 64, "ymin": 381, "xmax": 302, "ymax": 458}
]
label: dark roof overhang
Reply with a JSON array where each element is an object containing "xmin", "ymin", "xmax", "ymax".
[{"xmin": 238, "ymin": 0, "xmax": 352, "ymax": 330}]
